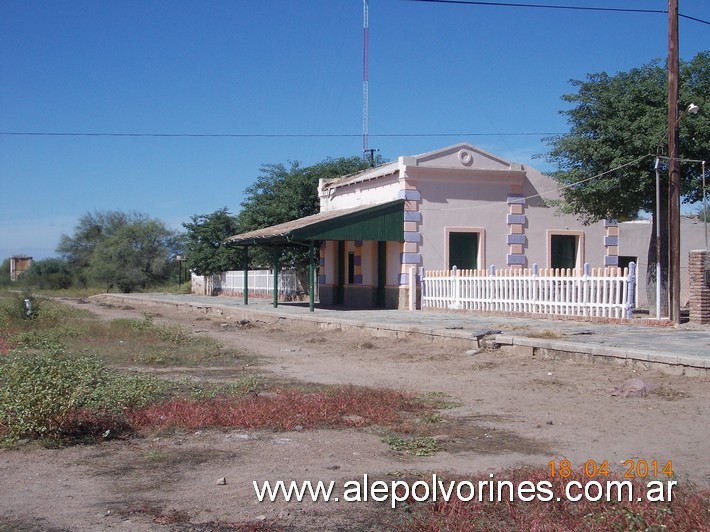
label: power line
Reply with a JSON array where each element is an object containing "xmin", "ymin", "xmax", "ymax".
[
  {"xmin": 681, "ymin": 13, "xmax": 710, "ymax": 26},
  {"xmin": 0, "ymin": 131, "xmax": 561, "ymax": 138},
  {"xmin": 401, "ymin": 0, "xmax": 710, "ymax": 24},
  {"xmin": 403, "ymin": 0, "xmax": 663, "ymax": 15}
]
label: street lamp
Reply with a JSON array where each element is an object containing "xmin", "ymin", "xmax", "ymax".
[
  {"xmin": 654, "ymin": 157, "xmax": 663, "ymax": 319},
  {"xmin": 668, "ymin": 102, "xmax": 700, "ymax": 324},
  {"xmin": 655, "ymin": 103, "xmax": 699, "ymax": 321}
]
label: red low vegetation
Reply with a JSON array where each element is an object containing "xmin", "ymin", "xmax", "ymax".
[
  {"xmin": 0, "ymin": 334, "xmax": 17, "ymax": 355},
  {"xmin": 404, "ymin": 467, "xmax": 710, "ymax": 531},
  {"xmin": 127, "ymin": 386, "xmax": 423, "ymax": 432},
  {"xmin": 9, "ymin": 381, "xmax": 709, "ymax": 530}
]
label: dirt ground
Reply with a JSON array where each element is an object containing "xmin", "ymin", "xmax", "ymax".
[{"xmin": 1, "ymin": 296, "xmax": 708, "ymax": 531}]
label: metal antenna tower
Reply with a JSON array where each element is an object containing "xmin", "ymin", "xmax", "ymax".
[{"xmin": 362, "ymin": 0, "xmax": 369, "ymax": 159}]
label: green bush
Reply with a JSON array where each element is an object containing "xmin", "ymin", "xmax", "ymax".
[
  {"xmin": 0, "ymin": 290, "xmax": 40, "ymax": 323},
  {"xmin": 0, "ymin": 260, "xmax": 11, "ymax": 287},
  {"xmin": 0, "ymin": 351, "xmax": 167, "ymax": 442},
  {"xmin": 19, "ymin": 258, "xmax": 74, "ymax": 290}
]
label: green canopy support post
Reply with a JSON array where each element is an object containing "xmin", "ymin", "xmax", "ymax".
[
  {"xmin": 243, "ymin": 246, "xmax": 249, "ymax": 306},
  {"xmin": 272, "ymin": 247, "xmax": 279, "ymax": 308},
  {"xmin": 309, "ymin": 241, "xmax": 315, "ymax": 312}
]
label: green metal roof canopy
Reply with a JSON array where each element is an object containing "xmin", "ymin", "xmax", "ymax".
[{"xmin": 225, "ymin": 200, "xmax": 405, "ymax": 246}]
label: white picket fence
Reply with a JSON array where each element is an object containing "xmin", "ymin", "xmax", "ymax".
[
  {"xmin": 422, "ymin": 263, "xmax": 636, "ymax": 318},
  {"xmin": 192, "ymin": 270, "xmax": 299, "ymax": 297}
]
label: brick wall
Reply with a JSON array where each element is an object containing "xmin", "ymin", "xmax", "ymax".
[{"xmin": 689, "ymin": 250, "xmax": 710, "ymax": 324}]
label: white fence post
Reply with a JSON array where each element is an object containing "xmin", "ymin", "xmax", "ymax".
[
  {"xmin": 625, "ymin": 262, "xmax": 637, "ymax": 319},
  {"xmin": 419, "ymin": 267, "xmax": 426, "ymax": 308},
  {"xmin": 450, "ymin": 266, "xmax": 459, "ymax": 309},
  {"xmin": 486, "ymin": 264, "xmax": 498, "ymax": 310},
  {"xmin": 529, "ymin": 263, "xmax": 540, "ymax": 312},
  {"xmin": 409, "ymin": 266, "xmax": 417, "ymax": 311}
]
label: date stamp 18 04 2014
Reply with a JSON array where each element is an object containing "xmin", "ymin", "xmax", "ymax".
[{"xmin": 548, "ymin": 459, "xmax": 674, "ymax": 479}]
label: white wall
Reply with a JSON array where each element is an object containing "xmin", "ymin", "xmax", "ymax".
[
  {"xmin": 320, "ymin": 174, "xmax": 400, "ymax": 211},
  {"xmin": 620, "ymin": 217, "xmax": 708, "ymax": 308}
]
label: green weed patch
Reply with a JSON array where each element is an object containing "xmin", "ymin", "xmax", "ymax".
[{"xmin": 0, "ymin": 351, "xmax": 168, "ymax": 442}]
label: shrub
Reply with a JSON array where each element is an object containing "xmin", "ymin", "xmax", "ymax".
[
  {"xmin": 19, "ymin": 258, "xmax": 73, "ymax": 290},
  {"xmin": 0, "ymin": 291, "xmax": 75, "ymax": 329},
  {"xmin": 0, "ymin": 290, "xmax": 40, "ymax": 323},
  {"xmin": 0, "ymin": 351, "xmax": 167, "ymax": 442}
]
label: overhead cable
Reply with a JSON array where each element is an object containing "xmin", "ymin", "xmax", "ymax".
[
  {"xmin": 401, "ymin": 0, "xmax": 710, "ymax": 24},
  {"xmin": 0, "ymin": 131, "xmax": 561, "ymax": 139}
]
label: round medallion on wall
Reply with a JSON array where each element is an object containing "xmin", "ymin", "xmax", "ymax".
[{"xmin": 458, "ymin": 149, "xmax": 474, "ymax": 166}]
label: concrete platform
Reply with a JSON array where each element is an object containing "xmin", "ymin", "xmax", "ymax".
[{"xmin": 98, "ymin": 293, "xmax": 710, "ymax": 376}]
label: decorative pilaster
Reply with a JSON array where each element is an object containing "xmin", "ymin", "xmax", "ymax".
[
  {"xmin": 318, "ymin": 241, "xmax": 327, "ymax": 285},
  {"xmin": 506, "ymin": 194, "xmax": 527, "ymax": 267},
  {"xmin": 354, "ymin": 240, "xmax": 363, "ymax": 285},
  {"xmin": 604, "ymin": 219, "xmax": 619, "ymax": 266},
  {"xmin": 399, "ymin": 183, "xmax": 421, "ymax": 283}
]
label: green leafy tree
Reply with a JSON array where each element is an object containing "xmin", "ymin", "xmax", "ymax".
[
  {"xmin": 237, "ymin": 156, "xmax": 380, "ymax": 269},
  {"xmin": 181, "ymin": 208, "xmax": 243, "ymax": 277},
  {"xmin": 86, "ymin": 216, "xmax": 177, "ymax": 292},
  {"xmin": 544, "ymin": 52, "xmax": 710, "ymax": 313},
  {"xmin": 0, "ymin": 259, "xmax": 10, "ymax": 287},
  {"xmin": 57, "ymin": 210, "xmax": 134, "ymax": 265},
  {"xmin": 57, "ymin": 210, "xmax": 177, "ymax": 291},
  {"xmin": 57, "ymin": 210, "xmax": 141, "ymax": 287}
]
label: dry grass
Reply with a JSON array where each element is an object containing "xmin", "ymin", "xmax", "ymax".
[{"xmin": 525, "ymin": 329, "xmax": 562, "ymax": 339}]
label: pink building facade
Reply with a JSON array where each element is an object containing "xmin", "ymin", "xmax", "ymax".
[{"xmin": 317, "ymin": 143, "xmax": 615, "ymax": 308}]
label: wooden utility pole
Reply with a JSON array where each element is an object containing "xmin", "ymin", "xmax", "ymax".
[{"xmin": 668, "ymin": 0, "xmax": 680, "ymax": 324}]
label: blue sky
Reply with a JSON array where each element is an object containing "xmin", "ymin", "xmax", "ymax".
[{"xmin": 1, "ymin": 0, "xmax": 708, "ymax": 260}]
